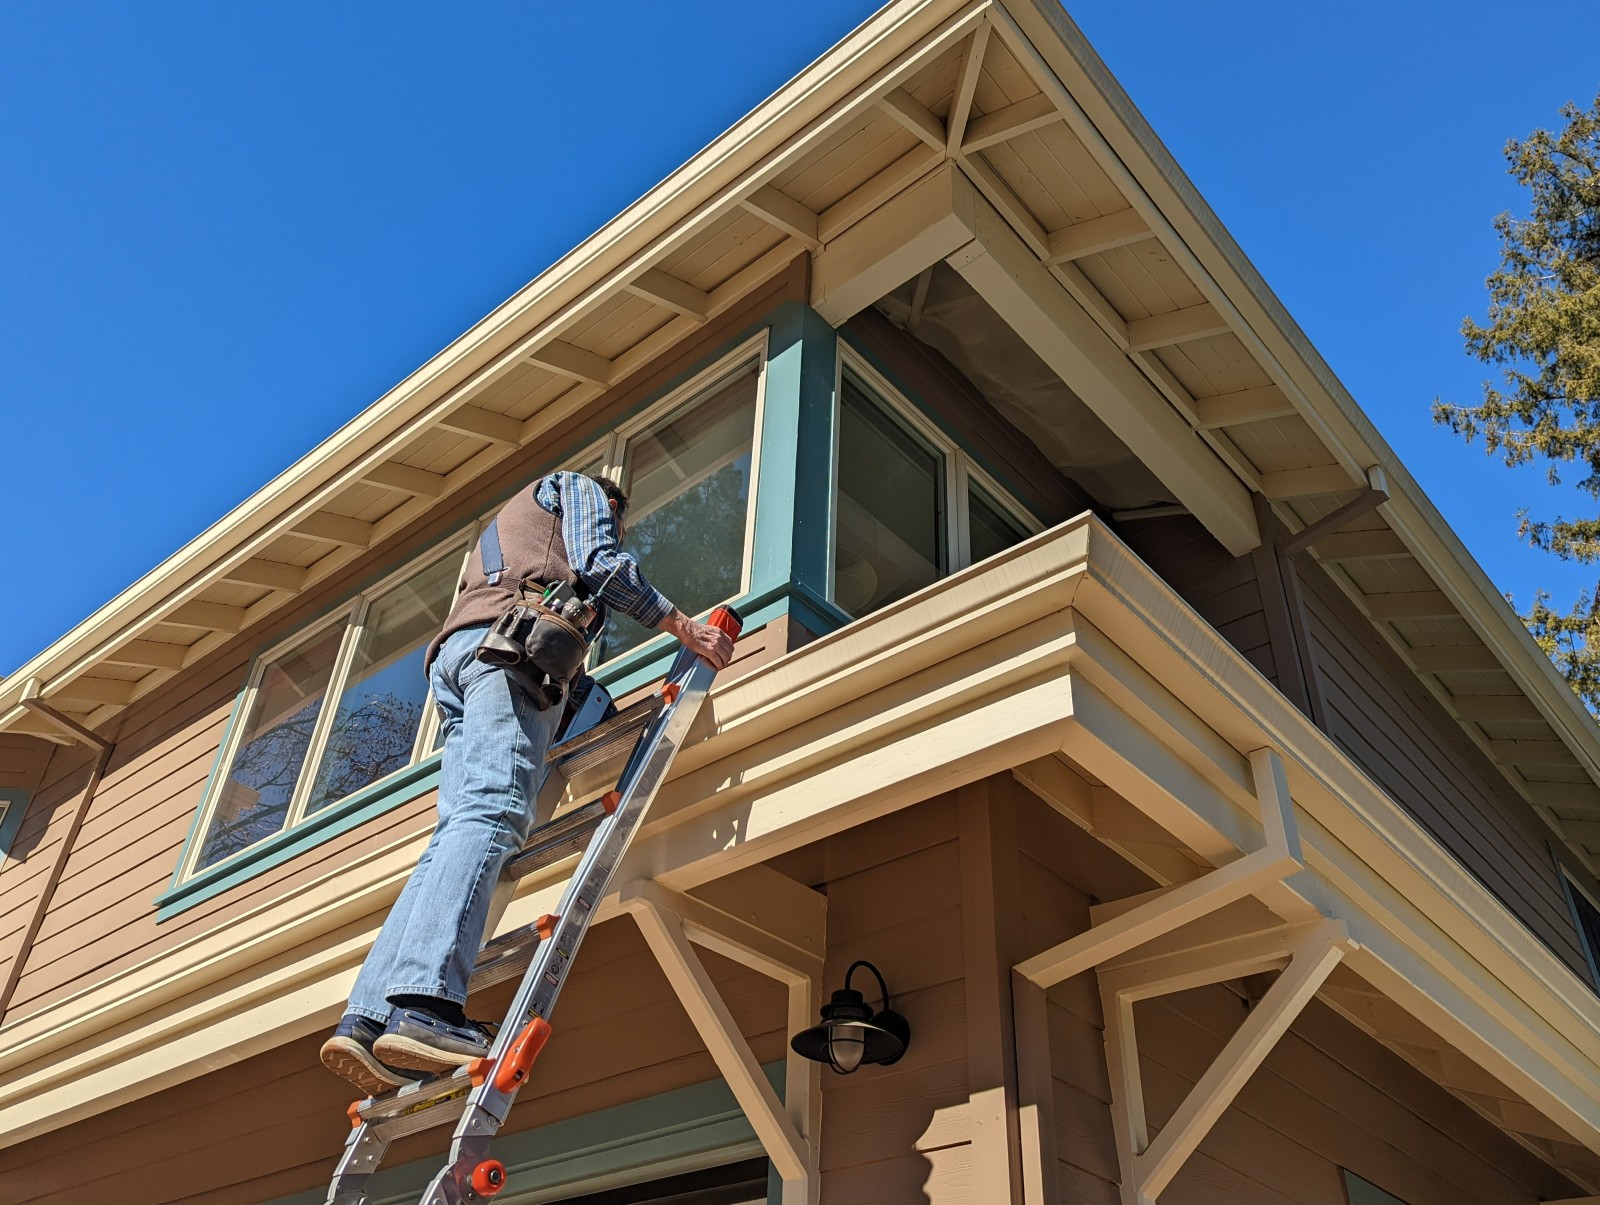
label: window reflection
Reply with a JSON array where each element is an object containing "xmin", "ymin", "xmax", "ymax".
[
  {"xmin": 305, "ymin": 553, "xmax": 460, "ymax": 814},
  {"xmin": 833, "ymin": 376, "xmax": 945, "ymax": 615},
  {"xmin": 968, "ymin": 482, "xmax": 1029, "ymax": 566},
  {"xmin": 594, "ymin": 362, "xmax": 759, "ymax": 662},
  {"xmin": 196, "ymin": 624, "xmax": 344, "ymax": 870}
]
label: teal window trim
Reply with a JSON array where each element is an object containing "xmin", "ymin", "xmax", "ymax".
[
  {"xmin": 264, "ymin": 1064, "xmax": 783, "ymax": 1205},
  {"xmin": 156, "ymin": 303, "xmax": 806, "ymax": 921},
  {"xmin": 0, "ymin": 788, "xmax": 30, "ymax": 858},
  {"xmin": 1342, "ymin": 1169, "xmax": 1410, "ymax": 1205}
]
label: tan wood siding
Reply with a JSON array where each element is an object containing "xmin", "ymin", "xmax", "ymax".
[
  {"xmin": 0, "ymin": 919, "xmax": 786, "ymax": 1204},
  {"xmin": 0, "ymin": 735, "xmax": 55, "ymax": 794},
  {"xmin": 0, "ymin": 269, "xmax": 806, "ymax": 1025},
  {"xmin": 1012, "ymin": 782, "xmax": 1570, "ymax": 1205},
  {"xmin": 1295, "ymin": 556, "xmax": 1590, "ymax": 978},
  {"xmin": 816, "ymin": 795, "xmax": 973, "ymax": 1202}
]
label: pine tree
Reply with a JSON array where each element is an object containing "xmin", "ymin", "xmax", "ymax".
[{"xmin": 1434, "ymin": 93, "xmax": 1600, "ymax": 709}]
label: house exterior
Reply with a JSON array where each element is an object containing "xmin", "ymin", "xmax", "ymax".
[{"xmin": 4, "ymin": 2, "xmax": 1600, "ymax": 1202}]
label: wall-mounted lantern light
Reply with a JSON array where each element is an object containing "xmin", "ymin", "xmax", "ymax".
[{"xmin": 790, "ymin": 960, "xmax": 910, "ymax": 1074}]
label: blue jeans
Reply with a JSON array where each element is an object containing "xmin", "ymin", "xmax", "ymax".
[{"xmin": 347, "ymin": 624, "xmax": 563, "ymax": 1022}]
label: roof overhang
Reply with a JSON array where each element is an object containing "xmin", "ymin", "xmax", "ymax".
[{"xmin": 5, "ymin": 0, "xmax": 1600, "ymax": 873}]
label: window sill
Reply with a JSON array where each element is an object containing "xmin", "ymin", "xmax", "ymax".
[{"xmin": 154, "ymin": 755, "xmax": 443, "ymax": 922}]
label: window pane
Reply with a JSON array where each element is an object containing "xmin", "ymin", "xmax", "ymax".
[
  {"xmin": 969, "ymin": 483, "xmax": 1030, "ymax": 565},
  {"xmin": 833, "ymin": 377, "xmax": 945, "ymax": 615},
  {"xmin": 305, "ymin": 551, "xmax": 461, "ymax": 814},
  {"xmin": 594, "ymin": 362, "xmax": 759, "ymax": 662},
  {"xmin": 195, "ymin": 624, "xmax": 344, "ymax": 870}
]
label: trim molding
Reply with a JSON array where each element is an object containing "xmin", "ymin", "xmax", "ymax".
[{"xmin": 265, "ymin": 1065, "xmax": 781, "ymax": 1205}]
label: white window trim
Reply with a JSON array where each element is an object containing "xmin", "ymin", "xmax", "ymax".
[
  {"xmin": 830, "ymin": 344, "xmax": 1040, "ymax": 609},
  {"xmin": 180, "ymin": 538, "xmax": 470, "ymax": 883},
  {"xmin": 586, "ymin": 334, "xmax": 770, "ymax": 666},
  {"xmin": 183, "ymin": 339, "xmax": 771, "ymax": 879}
]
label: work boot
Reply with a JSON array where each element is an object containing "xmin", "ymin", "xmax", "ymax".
[
  {"xmin": 319, "ymin": 1013, "xmax": 422, "ymax": 1097},
  {"xmin": 373, "ymin": 1006, "xmax": 497, "ymax": 1074}
]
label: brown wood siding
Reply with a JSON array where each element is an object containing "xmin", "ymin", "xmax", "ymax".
[
  {"xmin": 1295, "ymin": 556, "xmax": 1590, "ymax": 978},
  {"xmin": 1114, "ymin": 514, "xmax": 1280, "ymax": 688},
  {"xmin": 1012, "ymin": 783, "xmax": 1569, "ymax": 1205},
  {"xmin": 0, "ymin": 918, "xmax": 787, "ymax": 1204},
  {"xmin": 0, "ymin": 265, "xmax": 808, "ymax": 1025}
]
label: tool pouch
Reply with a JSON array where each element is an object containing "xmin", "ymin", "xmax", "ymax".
[{"xmin": 475, "ymin": 589, "xmax": 593, "ymax": 710}]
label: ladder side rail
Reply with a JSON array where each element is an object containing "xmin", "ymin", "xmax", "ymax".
[{"xmin": 420, "ymin": 649, "xmax": 721, "ymax": 1204}]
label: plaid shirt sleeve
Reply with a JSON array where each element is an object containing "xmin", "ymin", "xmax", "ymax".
[{"xmin": 537, "ymin": 472, "xmax": 674, "ymax": 629}]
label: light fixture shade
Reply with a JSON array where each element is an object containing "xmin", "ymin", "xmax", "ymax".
[{"xmin": 790, "ymin": 964, "xmax": 911, "ymax": 1074}]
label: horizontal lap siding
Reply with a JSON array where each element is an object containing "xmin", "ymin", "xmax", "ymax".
[
  {"xmin": 1, "ymin": 267, "xmax": 808, "ymax": 1025},
  {"xmin": 1116, "ymin": 516, "xmax": 1280, "ymax": 688},
  {"xmin": 1010, "ymin": 780, "xmax": 1564, "ymax": 1205},
  {"xmin": 1139, "ymin": 988, "xmax": 1568, "ymax": 1204},
  {"xmin": 1296, "ymin": 560, "xmax": 1588, "ymax": 976},
  {"xmin": 0, "ymin": 919, "xmax": 787, "ymax": 1204},
  {"xmin": 817, "ymin": 795, "xmax": 974, "ymax": 1203}
]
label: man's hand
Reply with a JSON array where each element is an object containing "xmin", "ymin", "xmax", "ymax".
[{"xmin": 658, "ymin": 608, "xmax": 735, "ymax": 669}]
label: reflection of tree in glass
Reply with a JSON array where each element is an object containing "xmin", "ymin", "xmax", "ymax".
[
  {"xmin": 309, "ymin": 693, "xmax": 424, "ymax": 812},
  {"xmin": 599, "ymin": 462, "xmax": 749, "ymax": 661},
  {"xmin": 197, "ymin": 693, "xmax": 420, "ymax": 866}
]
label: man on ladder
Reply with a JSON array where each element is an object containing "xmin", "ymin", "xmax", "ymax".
[{"xmin": 319, "ymin": 470, "xmax": 734, "ymax": 1096}]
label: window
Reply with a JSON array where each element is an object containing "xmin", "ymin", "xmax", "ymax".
[
  {"xmin": 589, "ymin": 350, "xmax": 764, "ymax": 664},
  {"xmin": 1342, "ymin": 1170, "xmax": 1410, "ymax": 1205},
  {"xmin": 830, "ymin": 351, "xmax": 1038, "ymax": 617},
  {"xmin": 182, "ymin": 543, "xmax": 465, "ymax": 877},
  {"xmin": 1561, "ymin": 869, "xmax": 1600, "ymax": 988},
  {"xmin": 0, "ymin": 789, "xmax": 28, "ymax": 861}
]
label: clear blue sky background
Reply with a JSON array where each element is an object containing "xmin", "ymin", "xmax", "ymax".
[{"xmin": 3, "ymin": 1, "xmax": 1598, "ymax": 676}]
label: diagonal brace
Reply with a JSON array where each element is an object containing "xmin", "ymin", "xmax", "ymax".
[{"xmin": 628, "ymin": 896, "xmax": 812, "ymax": 1189}]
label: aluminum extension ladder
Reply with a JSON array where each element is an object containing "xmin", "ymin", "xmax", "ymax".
[{"xmin": 325, "ymin": 605, "xmax": 742, "ymax": 1205}]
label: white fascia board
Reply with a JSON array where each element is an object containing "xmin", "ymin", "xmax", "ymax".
[
  {"xmin": 0, "ymin": 0, "xmax": 987, "ymax": 725},
  {"xmin": 1000, "ymin": 0, "xmax": 1600, "ymax": 782}
]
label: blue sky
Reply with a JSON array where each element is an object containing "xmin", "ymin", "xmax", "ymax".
[{"xmin": 3, "ymin": 1, "xmax": 1598, "ymax": 675}]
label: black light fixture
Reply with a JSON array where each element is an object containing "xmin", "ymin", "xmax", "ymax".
[{"xmin": 790, "ymin": 960, "xmax": 910, "ymax": 1074}]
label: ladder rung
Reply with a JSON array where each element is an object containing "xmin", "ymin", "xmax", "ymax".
[
  {"xmin": 502, "ymin": 799, "xmax": 606, "ymax": 881},
  {"xmin": 469, "ymin": 923, "xmax": 543, "ymax": 994},
  {"xmin": 546, "ymin": 693, "xmax": 663, "ymax": 775},
  {"xmin": 358, "ymin": 1068, "xmax": 475, "ymax": 1140}
]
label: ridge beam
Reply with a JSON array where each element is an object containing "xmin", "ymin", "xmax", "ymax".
[
  {"xmin": 1043, "ymin": 208, "xmax": 1150, "ymax": 263},
  {"xmin": 741, "ymin": 186, "xmax": 822, "ymax": 252},
  {"xmin": 878, "ymin": 88, "xmax": 945, "ymax": 151},
  {"xmin": 624, "ymin": 269, "xmax": 710, "ymax": 322},
  {"xmin": 527, "ymin": 340, "xmax": 616, "ymax": 387},
  {"xmin": 961, "ymin": 92, "xmax": 1060, "ymax": 153}
]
